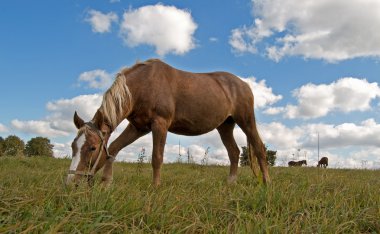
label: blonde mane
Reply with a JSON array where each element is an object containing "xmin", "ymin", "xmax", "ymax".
[
  {"xmin": 99, "ymin": 59, "xmax": 160, "ymax": 129},
  {"xmin": 100, "ymin": 71, "xmax": 132, "ymax": 130}
]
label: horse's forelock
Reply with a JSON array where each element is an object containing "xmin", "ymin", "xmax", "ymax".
[{"xmin": 77, "ymin": 124, "xmax": 90, "ymax": 137}]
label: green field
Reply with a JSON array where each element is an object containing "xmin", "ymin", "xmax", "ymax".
[{"xmin": 0, "ymin": 156, "xmax": 379, "ymax": 233}]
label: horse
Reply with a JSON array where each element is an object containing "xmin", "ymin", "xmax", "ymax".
[
  {"xmin": 288, "ymin": 160, "xmax": 307, "ymax": 167},
  {"xmin": 317, "ymin": 157, "xmax": 328, "ymax": 168},
  {"xmin": 66, "ymin": 59, "xmax": 270, "ymax": 187}
]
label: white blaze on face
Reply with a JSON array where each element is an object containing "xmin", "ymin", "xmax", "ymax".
[{"xmin": 66, "ymin": 133, "xmax": 86, "ymax": 183}]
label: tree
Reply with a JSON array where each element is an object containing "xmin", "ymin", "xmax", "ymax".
[
  {"xmin": 240, "ymin": 145, "xmax": 277, "ymax": 167},
  {"xmin": 3, "ymin": 135, "xmax": 25, "ymax": 156},
  {"xmin": 0, "ymin": 136, "xmax": 4, "ymax": 156},
  {"xmin": 266, "ymin": 149, "xmax": 277, "ymax": 166},
  {"xmin": 24, "ymin": 137, "xmax": 54, "ymax": 157},
  {"xmin": 240, "ymin": 146, "xmax": 250, "ymax": 167}
]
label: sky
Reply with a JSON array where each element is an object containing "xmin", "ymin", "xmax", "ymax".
[{"xmin": 1, "ymin": 0, "xmax": 380, "ymax": 169}]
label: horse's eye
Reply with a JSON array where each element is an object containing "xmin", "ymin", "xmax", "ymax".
[{"xmin": 89, "ymin": 146, "xmax": 97, "ymax": 152}]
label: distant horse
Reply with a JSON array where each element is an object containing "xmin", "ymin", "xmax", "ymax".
[
  {"xmin": 288, "ymin": 160, "xmax": 307, "ymax": 167},
  {"xmin": 317, "ymin": 157, "xmax": 328, "ymax": 168},
  {"xmin": 66, "ymin": 59, "xmax": 270, "ymax": 187}
]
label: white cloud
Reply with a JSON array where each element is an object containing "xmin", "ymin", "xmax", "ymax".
[
  {"xmin": 268, "ymin": 78, "xmax": 380, "ymax": 119},
  {"xmin": 0, "ymin": 123, "xmax": 8, "ymax": 133},
  {"xmin": 85, "ymin": 9, "xmax": 118, "ymax": 33},
  {"xmin": 263, "ymin": 107, "xmax": 284, "ymax": 115},
  {"xmin": 231, "ymin": 0, "xmax": 380, "ymax": 62},
  {"xmin": 53, "ymin": 142, "xmax": 71, "ymax": 158},
  {"xmin": 230, "ymin": 26, "xmax": 259, "ymax": 54},
  {"xmin": 120, "ymin": 4, "xmax": 197, "ymax": 56},
  {"xmin": 347, "ymin": 147, "xmax": 380, "ymax": 169},
  {"xmin": 46, "ymin": 94, "xmax": 102, "ymax": 134},
  {"xmin": 12, "ymin": 94, "xmax": 102, "ymax": 137},
  {"xmin": 46, "ymin": 94, "xmax": 102, "ymax": 121},
  {"xmin": 301, "ymin": 120, "xmax": 380, "ymax": 149},
  {"xmin": 78, "ymin": 69, "xmax": 113, "ymax": 90},
  {"xmin": 241, "ymin": 77, "xmax": 282, "ymax": 108},
  {"xmin": 11, "ymin": 119, "xmax": 70, "ymax": 137},
  {"xmin": 259, "ymin": 122, "xmax": 303, "ymax": 149}
]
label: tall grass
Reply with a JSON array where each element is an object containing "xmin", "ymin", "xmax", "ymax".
[{"xmin": 0, "ymin": 156, "xmax": 379, "ymax": 233}]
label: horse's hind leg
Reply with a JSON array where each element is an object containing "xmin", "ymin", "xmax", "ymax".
[
  {"xmin": 235, "ymin": 113, "xmax": 271, "ymax": 184},
  {"xmin": 217, "ymin": 118, "xmax": 240, "ymax": 184}
]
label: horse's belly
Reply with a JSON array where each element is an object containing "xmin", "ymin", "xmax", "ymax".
[
  {"xmin": 168, "ymin": 115, "xmax": 226, "ymax": 136},
  {"xmin": 169, "ymin": 125, "xmax": 215, "ymax": 136}
]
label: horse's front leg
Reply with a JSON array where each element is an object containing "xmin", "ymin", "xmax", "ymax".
[
  {"xmin": 102, "ymin": 123, "xmax": 147, "ymax": 187},
  {"xmin": 151, "ymin": 117, "xmax": 169, "ymax": 187}
]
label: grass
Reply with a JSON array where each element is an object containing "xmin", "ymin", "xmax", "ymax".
[{"xmin": 0, "ymin": 156, "xmax": 379, "ymax": 233}]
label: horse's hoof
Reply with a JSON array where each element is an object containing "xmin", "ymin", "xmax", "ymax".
[{"xmin": 227, "ymin": 175, "xmax": 237, "ymax": 184}]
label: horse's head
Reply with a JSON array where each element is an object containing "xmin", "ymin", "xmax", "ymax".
[
  {"xmin": 65, "ymin": 111, "xmax": 112, "ymax": 186},
  {"xmin": 303, "ymin": 160, "xmax": 307, "ymax": 165}
]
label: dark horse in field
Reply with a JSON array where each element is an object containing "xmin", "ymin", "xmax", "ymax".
[
  {"xmin": 317, "ymin": 157, "xmax": 328, "ymax": 168},
  {"xmin": 66, "ymin": 59, "xmax": 270, "ymax": 186},
  {"xmin": 288, "ymin": 160, "xmax": 307, "ymax": 167}
]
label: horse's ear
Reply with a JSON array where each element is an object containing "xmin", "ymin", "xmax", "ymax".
[
  {"xmin": 74, "ymin": 111, "xmax": 85, "ymax": 129},
  {"xmin": 93, "ymin": 110, "xmax": 104, "ymax": 130}
]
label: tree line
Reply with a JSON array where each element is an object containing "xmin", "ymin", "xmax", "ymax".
[
  {"xmin": 0, "ymin": 135, "xmax": 53, "ymax": 157},
  {"xmin": 0, "ymin": 134, "xmax": 277, "ymax": 165}
]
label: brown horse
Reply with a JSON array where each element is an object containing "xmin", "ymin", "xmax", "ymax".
[
  {"xmin": 288, "ymin": 160, "xmax": 307, "ymax": 167},
  {"xmin": 66, "ymin": 59, "xmax": 270, "ymax": 186},
  {"xmin": 317, "ymin": 157, "xmax": 328, "ymax": 168}
]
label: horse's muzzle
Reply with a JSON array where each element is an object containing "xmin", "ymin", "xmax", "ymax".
[{"xmin": 65, "ymin": 171, "xmax": 94, "ymax": 187}]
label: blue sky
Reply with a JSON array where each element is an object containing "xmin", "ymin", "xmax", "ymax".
[{"xmin": 1, "ymin": 0, "xmax": 380, "ymax": 168}]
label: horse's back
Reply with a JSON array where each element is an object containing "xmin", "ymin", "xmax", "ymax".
[
  {"xmin": 319, "ymin": 157, "xmax": 328, "ymax": 163},
  {"xmin": 321, "ymin": 157, "xmax": 328, "ymax": 165},
  {"xmin": 144, "ymin": 59, "xmax": 252, "ymax": 101}
]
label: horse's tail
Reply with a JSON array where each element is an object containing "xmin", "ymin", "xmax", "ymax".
[
  {"xmin": 240, "ymin": 94, "xmax": 270, "ymax": 184},
  {"xmin": 249, "ymin": 109, "xmax": 271, "ymax": 183},
  {"xmin": 247, "ymin": 115, "xmax": 266, "ymax": 180},
  {"xmin": 247, "ymin": 140, "xmax": 260, "ymax": 178}
]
